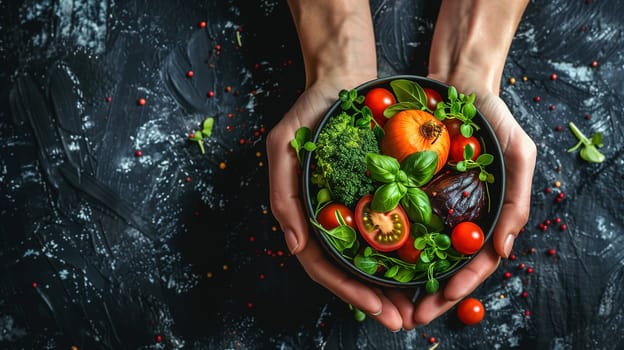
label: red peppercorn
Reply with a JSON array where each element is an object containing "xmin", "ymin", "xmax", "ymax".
[
  {"xmin": 547, "ymin": 249, "xmax": 556, "ymax": 256},
  {"xmin": 207, "ymin": 91, "xmax": 215, "ymax": 98},
  {"xmin": 135, "ymin": 150, "xmax": 143, "ymax": 157},
  {"xmin": 504, "ymin": 271, "xmax": 512, "ymax": 279},
  {"xmin": 519, "ymin": 263, "xmax": 526, "ymax": 270},
  {"xmin": 527, "ymin": 267, "xmax": 534, "ymax": 274},
  {"xmin": 521, "ymin": 291, "xmax": 528, "ymax": 298},
  {"xmin": 105, "ymin": 96, "xmax": 112, "ymax": 103},
  {"xmin": 428, "ymin": 337, "xmax": 436, "ymax": 344},
  {"xmin": 186, "ymin": 70, "xmax": 194, "ymax": 78},
  {"xmin": 549, "ymin": 104, "xmax": 556, "ymax": 111},
  {"xmin": 534, "ymin": 96, "xmax": 541, "ymax": 102},
  {"xmin": 550, "ymin": 73, "xmax": 558, "ymax": 80},
  {"xmin": 137, "ymin": 98, "xmax": 146, "ymax": 106},
  {"xmin": 560, "ymin": 224, "xmax": 568, "ymax": 231},
  {"xmin": 199, "ymin": 21, "xmax": 207, "ymax": 28},
  {"xmin": 590, "ymin": 60, "xmax": 599, "ymax": 68}
]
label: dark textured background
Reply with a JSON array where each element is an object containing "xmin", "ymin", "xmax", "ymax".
[{"xmin": 1, "ymin": 0, "xmax": 623, "ymax": 349}]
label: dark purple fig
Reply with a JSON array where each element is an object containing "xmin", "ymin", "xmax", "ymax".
[{"xmin": 422, "ymin": 170, "xmax": 486, "ymax": 228}]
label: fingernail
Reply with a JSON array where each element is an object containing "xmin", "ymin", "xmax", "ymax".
[
  {"xmin": 284, "ymin": 229, "xmax": 299, "ymax": 254},
  {"xmin": 391, "ymin": 328, "xmax": 402, "ymax": 333},
  {"xmin": 503, "ymin": 234, "xmax": 515, "ymax": 258},
  {"xmin": 370, "ymin": 308, "xmax": 382, "ymax": 316}
]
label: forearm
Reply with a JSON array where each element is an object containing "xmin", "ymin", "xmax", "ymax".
[
  {"xmin": 428, "ymin": 0, "xmax": 529, "ymax": 95},
  {"xmin": 287, "ymin": 0, "xmax": 377, "ymax": 88}
]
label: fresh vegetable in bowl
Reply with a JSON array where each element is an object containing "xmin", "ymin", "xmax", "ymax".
[{"xmin": 293, "ymin": 75, "xmax": 505, "ymax": 291}]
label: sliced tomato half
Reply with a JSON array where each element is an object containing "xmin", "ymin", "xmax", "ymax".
[{"xmin": 354, "ymin": 194, "xmax": 410, "ymax": 252}]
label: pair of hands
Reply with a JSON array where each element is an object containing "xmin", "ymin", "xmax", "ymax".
[{"xmin": 266, "ymin": 69, "xmax": 536, "ymax": 331}]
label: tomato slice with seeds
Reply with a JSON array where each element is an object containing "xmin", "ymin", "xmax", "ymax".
[{"xmin": 354, "ymin": 195, "xmax": 410, "ymax": 252}]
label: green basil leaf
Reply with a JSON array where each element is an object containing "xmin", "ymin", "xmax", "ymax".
[
  {"xmin": 392, "ymin": 268, "xmax": 416, "ymax": 283},
  {"xmin": 460, "ymin": 123, "xmax": 473, "ymax": 137},
  {"xmin": 462, "ymin": 103, "xmax": 477, "ymax": 119},
  {"xmin": 427, "ymin": 214, "xmax": 445, "ymax": 233},
  {"xmin": 435, "ymin": 250, "xmax": 447, "ymax": 259},
  {"xmin": 366, "ymin": 153, "xmax": 400, "ymax": 183},
  {"xmin": 371, "ymin": 183, "xmax": 406, "ymax": 212},
  {"xmin": 400, "ymin": 151, "xmax": 438, "ymax": 186},
  {"xmin": 390, "ymin": 79, "xmax": 427, "ymax": 107},
  {"xmin": 400, "ymin": 187, "xmax": 432, "ymax": 225},
  {"xmin": 580, "ymin": 145, "xmax": 606, "ymax": 163},
  {"xmin": 414, "ymin": 236, "xmax": 427, "ymax": 250},
  {"xmin": 385, "ymin": 265, "xmax": 399, "ymax": 278},
  {"xmin": 476, "ymin": 153, "xmax": 494, "ymax": 166},
  {"xmin": 383, "ymin": 101, "xmax": 422, "ymax": 118},
  {"xmin": 425, "ymin": 278, "xmax": 439, "ymax": 294},
  {"xmin": 456, "ymin": 160, "xmax": 467, "ymax": 172},
  {"xmin": 324, "ymin": 225, "xmax": 357, "ymax": 251},
  {"xmin": 434, "ymin": 233, "xmax": 451, "ymax": 250},
  {"xmin": 434, "ymin": 260, "xmax": 451, "ymax": 273},
  {"xmin": 463, "ymin": 143, "xmax": 474, "ymax": 161},
  {"xmin": 354, "ymin": 254, "xmax": 379, "ymax": 274},
  {"xmin": 448, "ymin": 86, "xmax": 458, "ymax": 101}
]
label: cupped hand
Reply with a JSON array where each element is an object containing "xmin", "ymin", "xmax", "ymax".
[
  {"xmin": 267, "ymin": 77, "xmax": 413, "ymax": 332},
  {"xmin": 404, "ymin": 77, "xmax": 537, "ymax": 325}
]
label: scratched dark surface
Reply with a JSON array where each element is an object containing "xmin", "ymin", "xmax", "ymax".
[{"xmin": 1, "ymin": 0, "xmax": 623, "ymax": 349}]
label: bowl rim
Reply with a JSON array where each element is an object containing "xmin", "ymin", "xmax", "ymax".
[{"xmin": 302, "ymin": 74, "xmax": 506, "ymax": 288}]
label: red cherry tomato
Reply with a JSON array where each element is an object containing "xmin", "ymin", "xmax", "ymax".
[
  {"xmin": 443, "ymin": 118, "xmax": 463, "ymax": 139},
  {"xmin": 449, "ymin": 135, "xmax": 481, "ymax": 162},
  {"xmin": 355, "ymin": 195, "xmax": 410, "ymax": 252},
  {"xmin": 397, "ymin": 235, "xmax": 421, "ymax": 263},
  {"xmin": 423, "ymin": 87, "xmax": 443, "ymax": 111},
  {"xmin": 317, "ymin": 203, "xmax": 356, "ymax": 230},
  {"xmin": 457, "ymin": 297, "xmax": 485, "ymax": 325},
  {"xmin": 364, "ymin": 87, "xmax": 396, "ymax": 127},
  {"xmin": 451, "ymin": 221, "xmax": 485, "ymax": 255}
]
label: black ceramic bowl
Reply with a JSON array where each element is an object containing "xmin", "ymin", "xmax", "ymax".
[{"xmin": 302, "ymin": 75, "xmax": 505, "ymax": 288}]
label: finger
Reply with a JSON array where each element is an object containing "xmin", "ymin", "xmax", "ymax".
[
  {"xmin": 413, "ymin": 245, "xmax": 499, "ymax": 325},
  {"xmin": 443, "ymin": 243, "xmax": 500, "ymax": 301},
  {"xmin": 295, "ymin": 239, "xmax": 404, "ymax": 331},
  {"xmin": 266, "ymin": 125, "xmax": 309, "ymax": 254},
  {"xmin": 384, "ymin": 288, "xmax": 418, "ymax": 330},
  {"xmin": 493, "ymin": 130, "xmax": 536, "ymax": 257}
]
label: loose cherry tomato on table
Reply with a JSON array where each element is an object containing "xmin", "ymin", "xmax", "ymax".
[
  {"xmin": 449, "ymin": 135, "xmax": 482, "ymax": 162},
  {"xmin": 423, "ymin": 87, "xmax": 443, "ymax": 111},
  {"xmin": 457, "ymin": 297, "xmax": 485, "ymax": 325},
  {"xmin": 451, "ymin": 221, "xmax": 485, "ymax": 255},
  {"xmin": 317, "ymin": 203, "xmax": 356, "ymax": 230},
  {"xmin": 364, "ymin": 87, "xmax": 396, "ymax": 127},
  {"xmin": 396, "ymin": 235, "xmax": 421, "ymax": 263},
  {"xmin": 355, "ymin": 194, "xmax": 410, "ymax": 252}
]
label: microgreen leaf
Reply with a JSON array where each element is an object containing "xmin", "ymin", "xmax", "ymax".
[
  {"xmin": 290, "ymin": 126, "xmax": 316, "ymax": 165},
  {"xmin": 567, "ymin": 121, "xmax": 605, "ymax": 163}
]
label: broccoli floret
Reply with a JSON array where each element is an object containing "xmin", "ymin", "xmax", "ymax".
[{"xmin": 312, "ymin": 111, "xmax": 380, "ymax": 207}]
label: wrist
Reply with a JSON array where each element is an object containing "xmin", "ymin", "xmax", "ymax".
[
  {"xmin": 428, "ymin": 0, "xmax": 529, "ymax": 96},
  {"xmin": 288, "ymin": 0, "xmax": 377, "ymax": 88}
]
